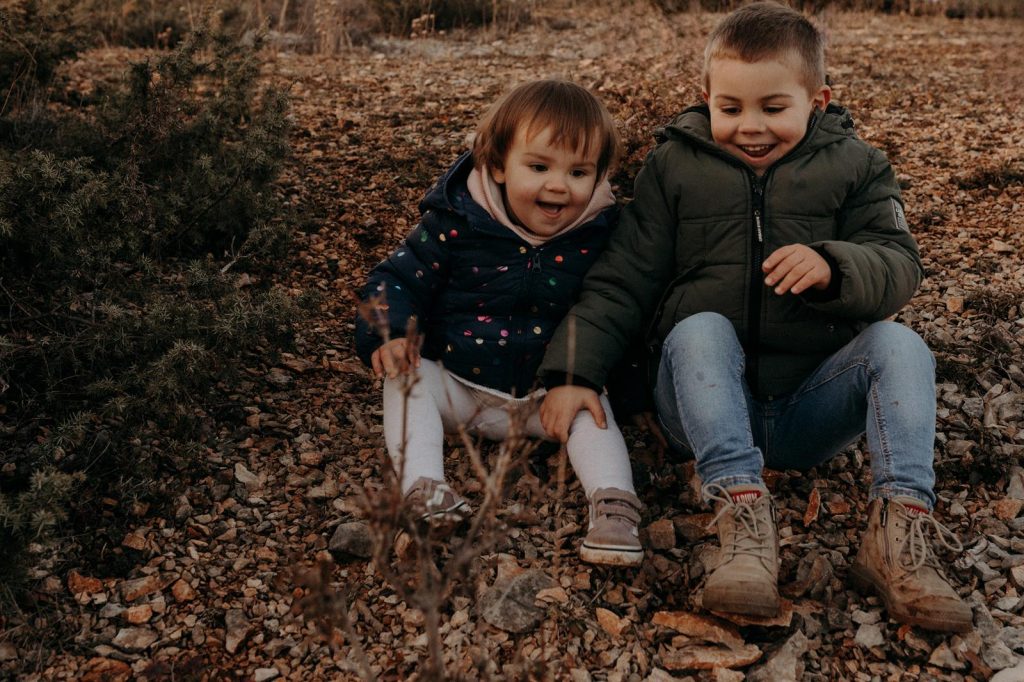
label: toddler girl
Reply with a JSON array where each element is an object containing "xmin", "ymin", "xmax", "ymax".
[{"xmin": 355, "ymin": 80, "xmax": 642, "ymax": 566}]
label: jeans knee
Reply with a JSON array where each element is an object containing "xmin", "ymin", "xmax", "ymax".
[
  {"xmin": 866, "ymin": 321, "xmax": 931, "ymax": 356},
  {"xmin": 861, "ymin": 321, "xmax": 934, "ymax": 372},
  {"xmin": 663, "ymin": 312, "xmax": 736, "ymax": 358}
]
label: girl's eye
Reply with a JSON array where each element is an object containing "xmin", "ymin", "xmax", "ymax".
[
  {"xmin": 570, "ymin": 169, "xmax": 589, "ymax": 178},
  {"xmin": 722, "ymin": 107, "xmax": 740, "ymax": 115},
  {"xmin": 764, "ymin": 106, "xmax": 785, "ymax": 114}
]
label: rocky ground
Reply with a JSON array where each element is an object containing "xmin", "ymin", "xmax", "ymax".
[{"xmin": 4, "ymin": 4, "xmax": 1024, "ymax": 681}]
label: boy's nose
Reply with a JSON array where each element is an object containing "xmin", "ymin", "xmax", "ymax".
[{"xmin": 738, "ymin": 113, "xmax": 766, "ymax": 133}]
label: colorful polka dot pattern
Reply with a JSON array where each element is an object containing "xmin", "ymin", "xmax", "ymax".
[{"xmin": 355, "ymin": 152, "xmax": 613, "ymax": 397}]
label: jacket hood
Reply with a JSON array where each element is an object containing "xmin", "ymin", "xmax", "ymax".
[
  {"xmin": 420, "ymin": 150, "xmax": 476, "ymax": 215},
  {"xmin": 419, "ymin": 150, "xmax": 616, "ymax": 243},
  {"xmin": 656, "ymin": 102, "xmax": 857, "ymax": 167}
]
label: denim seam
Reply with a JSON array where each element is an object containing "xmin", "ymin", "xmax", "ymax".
[
  {"xmin": 736, "ymin": 359, "xmax": 755, "ymax": 452},
  {"xmin": 660, "ymin": 345, "xmax": 700, "ymax": 457},
  {"xmin": 786, "ymin": 355, "xmax": 896, "ymax": 491},
  {"xmin": 869, "ymin": 371, "xmax": 896, "ymax": 491},
  {"xmin": 658, "ymin": 410, "xmax": 689, "ymax": 453}
]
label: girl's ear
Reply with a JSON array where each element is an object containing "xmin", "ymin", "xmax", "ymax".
[
  {"xmin": 814, "ymin": 85, "xmax": 832, "ymax": 110},
  {"xmin": 702, "ymin": 90, "xmax": 710, "ymax": 103}
]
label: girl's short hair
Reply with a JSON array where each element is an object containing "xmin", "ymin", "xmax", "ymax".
[
  {"xmin": 703, "ymin": 1, "xmax": 826, "ymax": 94},
  {"xmin": 472, "ymin": 79, "xmax": 621, "ymax": 180}
]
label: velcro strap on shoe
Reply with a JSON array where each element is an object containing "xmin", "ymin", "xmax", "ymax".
[{"xmin": 591, "ymin": 489, "xmax": 642, "ymax": 524}]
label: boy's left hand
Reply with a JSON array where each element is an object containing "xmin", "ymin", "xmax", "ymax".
[
  {"xmin": 762, "ymin": 244, "xmax": 831, "ymax": 295},
  {"xmin": 540, "ymin": 385, "xmax": 606, "ymax": 443}
]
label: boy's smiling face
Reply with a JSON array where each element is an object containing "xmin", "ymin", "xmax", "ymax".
[
  {"xmin": 704, "ymin": 52, "xmax": 831, "ymax": 176},
  {"xmin": 492, "ymin": 124, "xmax": 600, "ymax": 237}
]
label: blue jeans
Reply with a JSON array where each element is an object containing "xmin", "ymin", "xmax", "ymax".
[{"xmin": 654, "ymin": 312, "xmax": 937, "ymax": 508}]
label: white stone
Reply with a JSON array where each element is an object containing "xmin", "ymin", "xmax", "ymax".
[
  {"xmin": 991, "ymin": 657, "xmax": 1024, "ymax": 682},
  {"xmin": 854, "ymin": 623, "xmax": 884, "ymax": 648},
  {"xmin": 234, "ymin": 462, "xmax": 262, "ymax": 489},
  {"xmin": 112, "ymin": 627, "xmax": 158, "ymax": 652}
]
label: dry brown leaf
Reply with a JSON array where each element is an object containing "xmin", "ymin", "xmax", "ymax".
[{"xmin": 804, "ymin": 487, "xmax": 821, "ymax": 527}]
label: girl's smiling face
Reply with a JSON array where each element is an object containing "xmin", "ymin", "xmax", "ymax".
[
  {"xmin": 492, "ymin": 124, "xmax": 601, "ymax": 237},
  {"xmin": 704, "ymin": 52, "xmax": 831, "ymax": 176}
]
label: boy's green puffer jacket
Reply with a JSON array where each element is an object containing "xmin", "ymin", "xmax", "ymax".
[{"xmin": 539, "ymin": 103, "xmax": 923, "ymax": 399}]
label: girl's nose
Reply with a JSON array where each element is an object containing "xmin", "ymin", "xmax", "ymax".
[{"xmin": 545, "ymin": 175, "xmax": 568, "ymax": 192}]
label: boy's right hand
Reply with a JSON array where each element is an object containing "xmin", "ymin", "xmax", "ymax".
[
  {"xmin": 540, "ymin": 385, "xmax": 607, "ymax": 443},
  {"xmin": 371, "ymin": 338, "xmax": 420, "ymax": 378}
]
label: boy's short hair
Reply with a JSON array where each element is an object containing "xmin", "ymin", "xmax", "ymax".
[
  {"xmin": 703, "ymin": 1, "xmax": 826, "ymax": 94},
  {"xmin": 472, "ymin": 79, "xmax": 621, "ymax": 180}
]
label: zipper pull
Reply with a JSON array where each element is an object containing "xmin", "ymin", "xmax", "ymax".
[
  {"xmin": 754, "ymin": 210, "xmax": 763, "ymax": 243},
  {"xmin": 880, "ymin": 498, "xmax": 889, "ymax": 527},
  {"xmin": 751, "ymin": 175, "xmax": 764, "ymax": 197},
  {"xmin": 531, "ymin": 252, "xmax": 542, "ymax": 272}
]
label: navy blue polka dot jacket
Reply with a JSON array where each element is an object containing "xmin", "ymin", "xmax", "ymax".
[{"xmin": 355, "ymin": 152, "xmax": 617, "ymax": 397}]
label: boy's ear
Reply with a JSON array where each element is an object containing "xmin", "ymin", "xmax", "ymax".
[
  {"xmin": 491, "ymin": 166, "xmax": 506, "ymax": 184},
  {"xmin": 814, "ymin": 85, "xmax": 832, "ymax": 110},
  {"xmin": 701, "ymin": 89, "xmax": 710, "ymax": 103}
]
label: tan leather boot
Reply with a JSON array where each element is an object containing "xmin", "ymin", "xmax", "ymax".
[
  {"xmin": 850, "ymin": 497, "xmax": 972, "ymax": 632},
  {"xmin": 701, "ymin": 483, "xmax": 780, "ymax": 617}
]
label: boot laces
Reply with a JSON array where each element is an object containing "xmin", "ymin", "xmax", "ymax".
[
  {"xmin": 703, "ymin": 483, "xmax": 773, "ymax": 563},
  {"xmin": 893, "ymin": 503, "xmax": 963, "ymax": 573}
]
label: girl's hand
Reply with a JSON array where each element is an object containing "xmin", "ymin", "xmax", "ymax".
[
  {"xmin": 371, "ymin": 338, "xmax": 420, "ymax": 378},
  {"xmin": 762, "ymin": 244, "xmax": 831, "ymax": 295},
  {"xmin": 540, "ymin": 385, "xmax": 606, "ymax": 443}
]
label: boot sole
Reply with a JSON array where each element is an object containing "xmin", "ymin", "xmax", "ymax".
[
  {"xmin": 580, "ymin": 543, "xmax": 643, "ymax": 567},
  {"xmin": 849, "ymin": 563, "xmax": 973, "ymax": 633}
]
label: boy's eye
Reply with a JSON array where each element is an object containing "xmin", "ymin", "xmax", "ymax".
[
  {"xmin": 721, "ymin": 106, "xmax": 741, "ymax": 115},
  {"xmin": 764, "ymin": 106, "xmax": 785, "ymax": 114},
  {"xmin": 529, "ymin": 164, "xmax": 548, "ymax": 172}
]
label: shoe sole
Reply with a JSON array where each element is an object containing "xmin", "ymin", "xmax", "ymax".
[
  {"xmin": 579, "ymin": 543, "xmax": 643, "ymax": 567},
  {"xmin": 849, "ymin": 562, "xmax": 973, "ymax": 633}
]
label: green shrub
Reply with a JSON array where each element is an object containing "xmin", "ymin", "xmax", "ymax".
[
  {"xmin": 0, "ymin": 0, "xmax": 79, "ymax": 108},
  {"xmin": 0, "ymin": 4, "xmax": 297, "ymax": 588},
  {"xmin": 70, "ymin": 0, "xmax": 259, "ymax": 48}
]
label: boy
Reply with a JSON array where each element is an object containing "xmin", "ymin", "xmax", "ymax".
[
  {"xmin": 538, "ymin": 2, "xmax": 971, "ymax": 631},
  {"xmin": 356, "ymin": 80, "xmax": 643, "ymax": 566}
]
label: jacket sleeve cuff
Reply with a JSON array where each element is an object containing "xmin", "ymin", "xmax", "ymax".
[
  {"xmin": 541, "ymin": 372, "xmax": 603, "ymax": 394},
  {"xmin": 800, "ymin": 245, "xmax": 843, "ymax": 303}
]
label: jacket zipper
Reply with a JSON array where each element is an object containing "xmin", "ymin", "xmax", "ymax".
[
  {"xmin": 509, "ymin": 246, "xmax": 544, "ymax": 392},
  {"xmin": 745, "ymin": 175, "xmax": 767, "ymax": 392}
]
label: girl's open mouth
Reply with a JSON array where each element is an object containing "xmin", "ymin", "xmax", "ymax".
[{"xmin": 537, "ymin": 201, "xmax": 565, "ymax": 216}]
